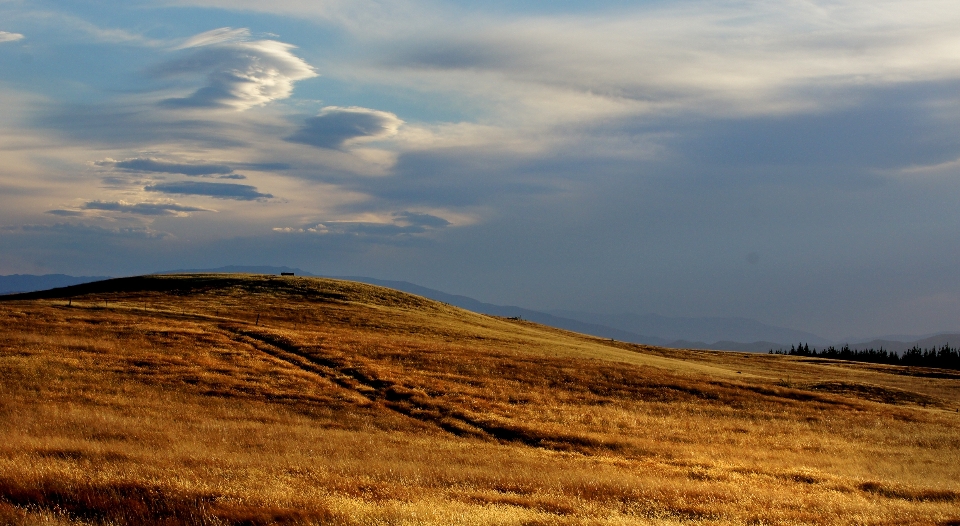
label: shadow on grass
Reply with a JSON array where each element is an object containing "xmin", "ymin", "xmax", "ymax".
[{"xmin": 0, "ymin": 476, "xmax": 335, "ymax": 525}]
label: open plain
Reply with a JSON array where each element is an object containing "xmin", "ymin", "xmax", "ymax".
[{"xmin": 0, "ymin": 274, "xmax": 958, "ymax": 525}]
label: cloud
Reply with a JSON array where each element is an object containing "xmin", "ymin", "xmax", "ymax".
[
  {"xmin": 158, "ymin": 0, "xmax": 417, "ymax": 31},
  {"xmin": 3, "ymin": 222, "xmax": 169, "ymax": 239},
  {"xmin": 676, "ymin": 81, "xmax": 960, "ymax": 170},
  {"xmin": 352, "ymin": 0, "xmax": 960, "ymax": 126},
  {"xmin": 335, "ymin": 148, "xmax": 559, "ymax": 207},
  {"xmin": 274, "ymin": 210, "xmax": 450, "ymax": 238},
  {"xmin": 233, "ymin": 162, "xmax": 292, "ymax": 171},
  {"xmin": 144, "ymin": 181, "xmax": 272, "ymax": 200},
  {"xmin": 96, "ymin": 157, "xmax": 234, "ymax": 176},
  {"xmin": 390, "ymin": 39, "xmax": 513, "ymax": 70},
  {"xmin": 92, "ymin": 158, "xmax": 284, "ymax": 181},
  {"xmin": 176, "ymin": 27, "xmax": 250, "ymax": 49},
  {"xmin": 46, "ymin": 200, "xmax": 216, "ymax": 218},
  {"xmin": 81, "ymin": 200, "xmax": 216, "ymax": 216},
  {"xmin": 0, "ymin": 31, "xmax": 24, "ymax": 43},
  {"xmin": 143, "ymin": 2, "xmax": 960, "ymax": 124},
  {"xmin": 45, "ymin": 209, "xmax": 86, "ymax": 217},
  {"xmin": 393, "ymin": 211, "xmax": 450, "ymax": 228},
  {"xmin": 154, "ymin": 28, "xmax": 317, "ymax": 111},
  {"xmin": 38, "ymin": 104, "xmax": 250, "ymax": 148},
  {"xmin": 286, "ymin": 106, "xmax": 403, "ymax": 149}
]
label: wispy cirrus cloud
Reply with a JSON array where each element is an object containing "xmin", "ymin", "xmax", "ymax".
[
  {"xmin": 160, "ymin": 0, "xmax": 420, "ymax": 31},
  {"xmin": 175, "ymin": 27, "xmax": 250, "ymax": 49},
  {"xmin": 153, "ymin": 27, "xmax": 318, "ymax": 111}
]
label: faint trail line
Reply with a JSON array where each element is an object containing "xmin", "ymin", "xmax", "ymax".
[{"xmin": 222, "ymin": 326, "xmax": 609, "ymax": 453}]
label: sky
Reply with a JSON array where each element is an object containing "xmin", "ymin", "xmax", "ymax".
[{"xmin": 2, "ymin": 0, "xmax": 960, "ymax": 340}]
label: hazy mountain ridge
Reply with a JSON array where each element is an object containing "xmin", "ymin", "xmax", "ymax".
[
  {"xmin": 550, "ymin": 310, "xmax": 832, "ymax": 347},
  {"xmin": 332, "ymin": 275, "xmax": 673, "ymax": 346}
]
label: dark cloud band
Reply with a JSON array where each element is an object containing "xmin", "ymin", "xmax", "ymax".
[
  {"xmin": 82, "ymin": 200, "xmax": 215, "ymax": 216},
  {"xmin": 286, "ymin": 107, "xmax": 401, "ymax": 150},
  {"xmin": 275, "ymin": 210, "xmax": 450, "ymax": 239},
  {"xmin": 97, "ymin": 158, "xmax": 233, "ymax": 176},
  {"xmin": 144, "ymin": 181, "xmax": 272, "ymax": 200}
]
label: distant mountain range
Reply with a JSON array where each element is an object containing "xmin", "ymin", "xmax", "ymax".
[
  {"xmin": 331, "ymin": 275, "xmax": 674, "ymax": 345},
  {"xmin": 549, "ymin": 310, "xmax": 833, "ymax": 346},
  {"xmin": 4, "ymin": 267, "xmax": 957, "ymax": 353}
]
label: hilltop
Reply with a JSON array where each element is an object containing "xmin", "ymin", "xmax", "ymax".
[
  {"xmin": 0, "ymin": 270, "xmax": 833, "ymax": 349},
  {"xmin": 13, "ymin": 270, "xmax": 958, "ymax": 353},
  {"xmin": 0, "ymin": 274, "xmax": 958, "ymax": 525}
]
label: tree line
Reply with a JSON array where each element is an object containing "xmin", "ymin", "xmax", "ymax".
[{"xmin": 769, "ymin": 343, "xmax": 960, "ymax": 371}]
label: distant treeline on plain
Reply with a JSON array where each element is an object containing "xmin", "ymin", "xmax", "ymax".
[{"xmin": 770, "ymin": 343, "xmax": 960, "ymax": 371}]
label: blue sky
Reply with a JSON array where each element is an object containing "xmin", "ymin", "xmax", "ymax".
[{"xmin": 2, "ymin": 0, "xmax": 960, "ymax": 340}]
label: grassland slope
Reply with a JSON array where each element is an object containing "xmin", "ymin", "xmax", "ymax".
[{"xmin": 0, "ymin": 274, "xmax": 958, "ymax": 525}]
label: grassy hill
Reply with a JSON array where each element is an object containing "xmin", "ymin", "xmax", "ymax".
[{"xmin": 0, "ymin": 274, "xmax": 958, "ymax": 525}]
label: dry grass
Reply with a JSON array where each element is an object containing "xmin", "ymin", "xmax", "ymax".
[{"xmin": 0, "ymin": 273, "xmax": 959, "ymax": 525}]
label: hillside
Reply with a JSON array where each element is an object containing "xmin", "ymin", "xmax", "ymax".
[{"xmin": 1, "ymin": 274, "xmax": 959, "ymax": 525}]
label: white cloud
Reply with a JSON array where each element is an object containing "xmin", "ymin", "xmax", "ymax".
[
  {"xmin": 0, "ymin": 31, "xmax": 24, "ymax": 43},
  {"xmin": 176, "ymin": 27, "xmax": 250, "ymax": 49},
  {"xmin": 373, "ymin": 1, "xmax": 960, "ymax": 122},
  {"xmin": 203, "ymin": 0, "xmax": 960, "ymax": 123},
  {"xmin": 155, "ymin": 28, "xmax": 318, "ymax": 111}
]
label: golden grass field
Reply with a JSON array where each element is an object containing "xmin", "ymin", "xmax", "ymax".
[{"xmin": 0, "ymin": 273, "xmax": 958, "ymax": 525}]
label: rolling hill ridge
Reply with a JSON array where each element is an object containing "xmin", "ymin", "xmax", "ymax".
[
  {"xmin": 7, "ymin": 269, "xmax": 955, "ymax": 353},
  {"xmin": 0, "ymin": 274, "xmax": 958, "ymax": 524}
]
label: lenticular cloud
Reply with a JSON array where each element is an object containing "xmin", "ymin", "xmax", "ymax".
[
  {"xmin": 286, "ymin": 106, "xmax": 403, "ymax": 149},
  {"xmin": 156, "ymin": 28, "xmax": 317, "ymax": 111}
]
